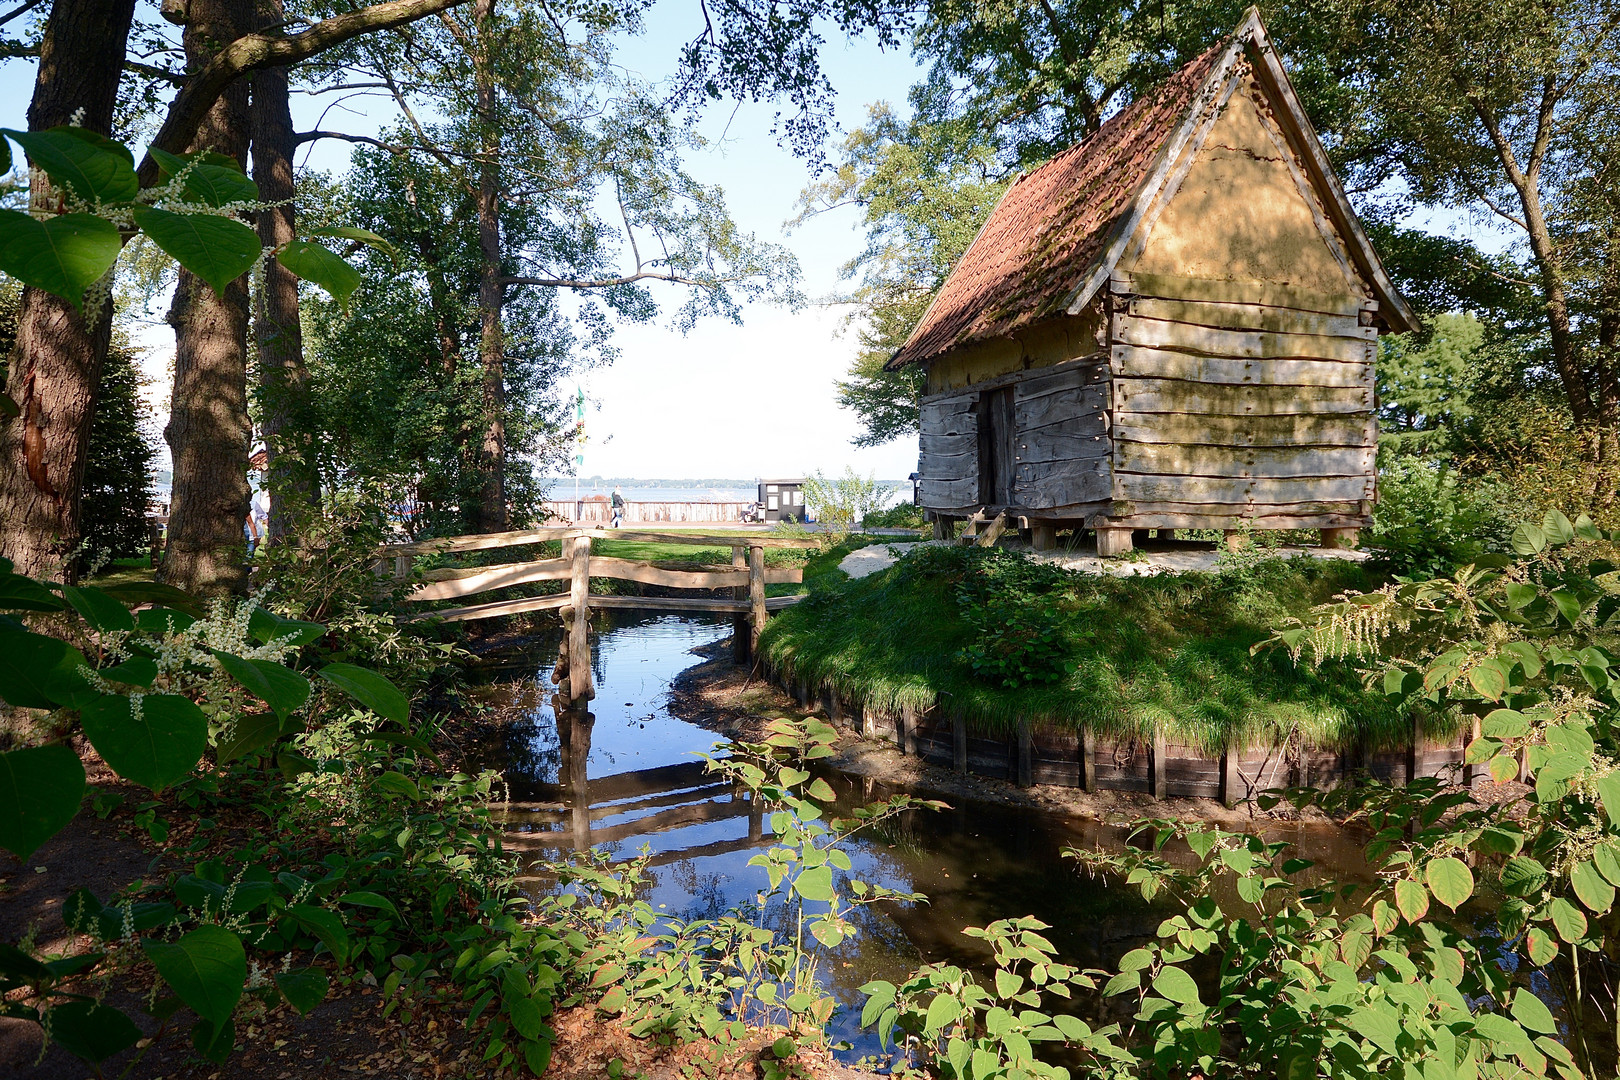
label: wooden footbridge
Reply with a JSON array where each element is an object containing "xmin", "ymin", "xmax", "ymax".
[{"xmin": 378, "ymin": 526, "xmax": 817, "ymax": 703}]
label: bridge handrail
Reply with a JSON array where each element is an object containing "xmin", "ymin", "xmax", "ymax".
[{"xmin": 379, "ymin": 525, "xmax": 819, "ymax": 558}]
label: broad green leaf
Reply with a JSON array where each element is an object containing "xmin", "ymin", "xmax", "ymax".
[
  {"xmin": 102, "ymin": 580, "xmax": 205, "ymax": 618},
  {"xmin": 1473, "ymin": 1012, "xmax": 1531, "ymax": 1048},
  {"xmin": 1575, "ymin": 513, "xmax": 1603, "ymax": 540},
  {"xmin": 149, "ymin": 147, "xmax": 258, "ymax": 207},
  {"xmin": 190, "ymin": 1016, "xmax": 235, "ymax": 1063},
  {"xmin": 0, "ymin": 744, "xmax": 83, "ymax": 860},
  {"xmin": 337, "ymin": 891, "xmax": 399, "ymax": 918},
  {"xmin": 1481, "ymin": 708, "xmax": 1530, "ymax": 739},
  {"xmin": 1550, "ymin": 589, "xmax": 1584, "ymax": 626},
  {"xmin": 1510, "ymin": 523, "xmax": 1546, "ymax": 555},
  {"xmin": 375, "ymin": 770, "xmax": 421, "ymax": 800},
  {"xmin": 211, "ymin": 652, "xmax": 309, "ymax": 721},
  {"xmin": 1500, "ymin": 856, "xmax": 1548, "ymax": 897},
  {"xmin": 276, "ymin": 240, "xmax": 360, "ymax": 308},
  {"xmin": 0, "ymin": 628, "xmax": 88, "ymax": 709},
  {"xmin": 44, "ymin": 1001, "xmax": 141, "ymax": 1063},
  {"xmin": 1571, "ymin": 860, "xmax": 1615, "ymax": 913},
  {"xmin": 0, "ymin": 210, "xmax": 119, "ymax": 309},
  {"xmin": 318, "ymin": 663, "xmax": 408, "ymax": 724},
  {"xmin": 805, "ymin": 777, "xmax": 837, "ymax": 803},
  {"xmin": 1489, "ymin": 754, "xmax": 1519, "ymax": 783},
  {"xmin": 100, "ymin": 657, "xmax": 157, "ymax": 688},
  {"xmin": 143, "ymin": 925, "xmax": 245, "ymax": 1025},
  {"xmin": 0, "ymin": 573, "xmax": 64, "ymax": 612},
  {"xmin": 1371, "ymin": 899, "xmax": 1398, "ymax": 936},
  {"xmin": 80, "ymin": 693, "xmax": 206, "ymax": 790},
  {"xmin": 1467, "ymin": 661, "xmax": 1507, "ymax": 701},
  {"xmin": 1593, "ymin": 841, "xmax": 1620, "ymax": 886},
  {"xmin": 1349, "ymin": 1004, "xmax": 1401, "ymax": 1053},
  {"xmin": 1549, "ymin": 897, "xmax": 1587, "ymax": 943},
  {"xmin": 306, "ymin": 224, "xmax": 399, "ymax": 261},
  {"xmin": 60, "ymin": 585, "xmax": 134, "ymax": 635},
  {"xmin": 1510, "ymin": 988, "xmax": 1557, "ymax": 1035},
  {"xmin": 1542, "ymin": 510, "xmax": 1575, "ymax": 544},
  {"xmin": 133, "ymin": 205, "xmax": 260, "ymax": 296},
  {"xmin": 1596, "ymin": 773, "xmax": 1620, "ymax": 827},
  {"xmin": 1425, "ymin": 857, "xmax": 1474, "ymax": 911},
  {"xmin": 287, "ymin": 904, "xmax": 350, "ymax": 964},
  {"xmin": 1151, "ymin": 966, "xmax": 1201, "ymax": 1006},
  {"xmin": 794, "ymin": 864, "xmax": 834, "ymax": 903},
  {"xmin": 923, "ymin": 993, "xmax": 959, "ymax": 1036},
  {"xmin": 1527, "ymin": 926, "xmax": 1558, "ymax": 965},
  {"xmin": 274, "ymin": 968, "xmax": 327, "ymax": 1016},
  {"xmin": 3, "ymin": 127, "xmax": 137, "ymax": 204},
  {"xmin": 246, "ymin": 607, "xmax": 324, "ymax": 646},
  {"xmin": 214, "ymin": 711, "xmax": 285, "ymax": 764},
  {"xmin": 1394, "ymin": 878, "xmax": 1429, "ymax": 923}
]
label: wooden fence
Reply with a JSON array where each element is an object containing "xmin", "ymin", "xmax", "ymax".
[{"xmin": 380, "ymin": 526, "xmax": 817, "ymax": 704}]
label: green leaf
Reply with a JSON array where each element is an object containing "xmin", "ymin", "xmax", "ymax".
[
  {"xmin": 0, "ymin": 628, "xmax": 89, "ymax": 709},
  {"xmin": 1499, "ymin": 856, "xmax": 1548, "ymax": 897},
  {"xmin": 79, "ymin": 693, "xmax": 206, "ymax": 791},
  {"xmin": 149, "ymin": 147, "xmax": 258, "ymax": 207},
  {"xmin": 1527, "ymin": 926, "xmax": 1558, "ymax": 965},
  {"xmin": 190, "ymin": 1016, "xmax": 235, "ymax": 1063},
  {"xmin": 1510, "ymin": 988, "xmax": 1557, "ymax": 1035},
  {"xmin": 1511, "ymin": 523, "xmax": 1547, "ymax": 555},
  {"xmin": 0, "ymin": 210, "xmax": 119, "ymax": 310},
  {"xmin": 1424, "ymin": 857, "xmax": 1474, "ymax": 911},
  {"xmin": 793, "ymin": 865, "xmax": 834, "ymax": 903},
  {"xmin": 211, "ymin": 652, "xmax": 309, "ymax": 721},
  {"xmin": 60, "ymin": 585, "xmax": 134, "ymax": 634},
  {"xmin": 143, "ymin": 925, "xmax": 246, "ymax": 1025},
  {"xmin": 1571, "ymin": 860, "xmax": 1615, "ymax": 913},
  {"xmin": 1151, "ymin": 966, "xmax": 1201, "ymax": 1006},
  {"xmin": 1349, "ymin": 1004, "xmax": 1401, "ymax": 1054},
  {"xmin": 274, "ymin": 968, "xmax": 328, "ymax": 1016},
  {"xmin": 101, "ymin": 658, "xmax": 157, "ymax": 688},
  {"xmin": 132, "ymin": 205, "xmax": 260, "ymax": 296},
  {"xmin": 306, "ymin": 225, "xmax": 400, "ymax": 261},
  {"xmin": 0, "ymin": 744, "xmax": 84, "ymax": 860},
  {"xmin": 287, "ymin": 904, "xmax": 349, "ymax": 964},
  {"xmin": 1394, "ymin": 878, "xmax": 1429, "ymax": 923},
  {"xmin": 318, "ymin": 663, "xmax": 409, "ymax": 724},
  {"xmin": 337, "ymin": 891, "xmax": 399, "ymax": 918},
  {"xmin": 1597, "ymin": 773, "xmax": 1620, "ymax": 828},
  {"xmin": 1592, "ymin": 842, "xmax": 1620, "ymax": 886},
  {"xmin": 923, "ymin": 993, "xmax": 959, "ymax": 1036},
  {"xmin": 102, "ymin": 580, "xmax": 204, "ymax": 618},
  {"xmin": 4, "ymin": 127, "xmax": 137, "ymax": 204},
  {"xmin": 1542, "ymin": 510, "xmax": 1575, "ymax": 544},
  {"xmin": 246, "ymin": 607, "xmax": 324, "ymax": 646},
  {"xmin": 1467, "ymin": 661, "xmax": 1507, "ymax": 701},
  {"xmin": 45, "ymin": 1000, "xmax": 141, "ymax": 1063},
  {"xmin": 375, "ymin": 771, "xmax": 421, "ymax": 800},
  {"xmin": 804, "ymin": 777, "xmax": 837, "ymax": 803},
  {"xmin": 0, "ymin": 572, "xmax": 64, "ymax": 612},
  {"xmin": 275, "ymin": 240, "xmax": 361, "ymax": 308},
  {"xmin": 1550, "ymin": 589, "xmax": 1584, "ymax": 626},
  {"xmin": 214, "ymin": 711, "xmax": 285, "ymax": 764},
  {"xmin": 1549, "ymin": 897, "xmax": 1587, "ymax": 943}
]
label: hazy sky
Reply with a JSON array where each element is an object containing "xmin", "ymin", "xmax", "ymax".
[{"xmin": 0, "ymin": 5, "xmax": 929, "ymax": 482}]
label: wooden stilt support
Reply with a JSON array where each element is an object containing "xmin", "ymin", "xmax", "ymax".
[
  {"xmin": 1095, "ymin": 527, "xmax": 1132, "ymax": 557},
  {"xmin": 1462, "ymin": 715, "xmax": 1484, "ymax": 788},
  {"xmin": 1080, "ymin": 728, "xmax": 1096, "ymax": 792},
  {"xmin": 827, "ymin": 690, "xmax": 844, "ymax": 728},
  {"xmin": 1030, "ymin": 523, "xmax": 1057, "ymax": 551},
  {"xmin": 393, "ymin": 555, "xmax": 411, "ymax": 580},
  {"xmin": 932, "ymin": 514, "xmax": 954, "ymax": 541},
  {"xmin": 1220, "ymin": 747, "xmax": 1240, "ymax": 808},
  {"xmin": 1016, "ymin": 722, "xmax": 1034, "ymax": 788},
  {"xmin": 1223, "ymin": 530, "xmax": 1248, "ymax": 552},
  {"xmin": 901, "ymin": 705, "xmax": 918, "ymax": 756},
  {"xmin": 748, "ymin": 543, "xmax": 767, "ymax": 656},
  {"xmin": 566, "ymin": 534, "xmax": 593, "ymax": 703},
  {"xmin": 1149, "ymin": 727, "xmax": 1166, "ymax": 799},
  {"xmin": 953, "ymin": 716, "xmax": 968, "ymax": 774}
]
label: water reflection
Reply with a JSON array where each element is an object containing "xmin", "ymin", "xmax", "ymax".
[{"xmin": 482, "ymin": 614, "xmax": 1397, "ymax": 1057}]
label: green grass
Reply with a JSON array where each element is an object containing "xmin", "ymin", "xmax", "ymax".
[{"xmin": 759, "ymin": 547, "xmax": 1415, "ymax": 753}]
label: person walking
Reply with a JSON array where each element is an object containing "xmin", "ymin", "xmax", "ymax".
[{"xmin": 610, "ymin": 486, "xmax": 625, "ymax": 528}]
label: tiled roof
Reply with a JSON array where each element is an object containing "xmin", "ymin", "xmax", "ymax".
[{"xmin": 889, "ymin": 39, "xmax": 1231, "ymax": 369}]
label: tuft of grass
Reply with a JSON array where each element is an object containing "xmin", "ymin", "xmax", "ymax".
[{"xmin": 759, "ymin": 547, "xmax": 1414, "ymax": 754}]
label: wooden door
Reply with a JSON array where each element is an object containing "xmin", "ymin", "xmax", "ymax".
[{"xmin": 978, "ymin": 386, "xmax": 1016, "ymax": 505}]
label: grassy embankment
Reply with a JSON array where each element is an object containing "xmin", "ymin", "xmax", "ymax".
[{"xmin": 759, "ymin": 543, "xmax": 1416, "ymax": 754}]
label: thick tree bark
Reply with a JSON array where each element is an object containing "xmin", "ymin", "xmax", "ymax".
[
  {"xmin": 250, "ymin": 0, "xmax": 317, "ymax": 542},
  {"xmin": 0, "ymin": 0, "xmax": 138, "ymax": 583},
  {"xmin": 471, "ymin": 0, "xmax": 507, "ymax": 533},
  {"xmin": 161, "ymin": 0, "xmax": 256, "ymax": 597}
]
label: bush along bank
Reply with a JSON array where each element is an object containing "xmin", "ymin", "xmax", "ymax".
[{"xmin": 756, "ymin": 544, "xmax": 1427, "ymax": 792}]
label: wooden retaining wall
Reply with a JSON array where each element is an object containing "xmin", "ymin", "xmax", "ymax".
[{"xmin": 771, "ymin": 667, "xmax": 1466, "ymax": 804}]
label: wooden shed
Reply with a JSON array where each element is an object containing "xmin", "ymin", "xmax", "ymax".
[{"xmin": 892, "ymin": 9, "xmax": 1416, "ymax": 555}]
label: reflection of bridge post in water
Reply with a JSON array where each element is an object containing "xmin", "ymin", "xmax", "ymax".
[{"xmin": 555, "ymin": 704, "xmax": 594, "ymax": 851}]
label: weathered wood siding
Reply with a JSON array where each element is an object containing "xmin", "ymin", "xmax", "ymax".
[
  {"xmin": 1106, "ymin": 277, "xmax": 1377, "ymax": 523},
  {"xmin": 918, "ymin": 396, "xmax": 979, "ymax": 509},
  {"xmin": 1011, "ymin": 363, "xmax": 1111, "ymax": 508}
]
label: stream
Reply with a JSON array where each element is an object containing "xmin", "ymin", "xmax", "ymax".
[{"xmin": 470, "ymin": 612, "xmax": 1597, "ymax": 1066}]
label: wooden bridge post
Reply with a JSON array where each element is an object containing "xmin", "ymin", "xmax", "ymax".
[
  {"xmin": 748, "ymin": 543, "xmax": 767, "ymax": 656},
  {"xmin": 1016, "ymin": 722, "xmax": 1034, "ymax": 788},
  {"xmin": 1080, "ymin": 727, "xmax": 1096, "ymax": 792},
  {"xmin": 1149, "ymin": 726, "xmax": 1167, "ymax": 799},
  {"xmin": 567, "ymin": 532, "xmax": 593, "ymax": 703},
  {"xmin": 731, "ymin": 545, "xmax": 750, "ymax": 664}
]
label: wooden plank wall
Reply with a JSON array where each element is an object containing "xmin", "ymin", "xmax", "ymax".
[
  {"xmin": 1011, "ymin": 363, "xmax": 1111, "ymax": 508},
  {"xmin": 918, "ymin": 396, "xmax": 979, "ymax": 508},
  {"xmin": 778, "ymin": 668, "xmax": 1469, "ymax": 798},
  {"xmin": 1106, "ymin": 277, "xmax": 1377, "ymax": 526}
]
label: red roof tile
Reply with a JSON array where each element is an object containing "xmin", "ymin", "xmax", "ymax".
[{"xmin": 890, "ymin": 39, "xmax": 1231, "ymax": 369}]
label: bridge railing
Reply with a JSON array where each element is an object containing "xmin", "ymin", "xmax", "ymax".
[{"xmin": 378, "ymin": 526, "xmax": 818, "ymax": 703}]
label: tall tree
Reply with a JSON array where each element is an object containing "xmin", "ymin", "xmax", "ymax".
[{"xmin": 0, "ymin": 0, "xmax": 139, "ymax": 582}]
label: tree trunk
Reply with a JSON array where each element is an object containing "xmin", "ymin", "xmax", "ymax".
[
  {"xmin": 0, "ymin": 0, "xmax": 138, "ymax": 582},
  {"xmin": 161, "ymin": 0, "xmax": 255, "ymax": 597},
  {"xmin": 250, "ymin": 0, "xmax": 317, "ymax": 543},
  {"xmin": 471, "ymin": 0, "xmax": 507, "ymax": 534}
]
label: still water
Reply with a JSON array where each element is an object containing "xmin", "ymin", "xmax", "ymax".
[{"xmin": 476, "ymin": 613, "xmax": 1399, "ymax": 1059}]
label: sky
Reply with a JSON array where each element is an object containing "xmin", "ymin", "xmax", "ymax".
[{"xmin": 0, "ymin": 3, "xmax": 931, "ymax": 483}]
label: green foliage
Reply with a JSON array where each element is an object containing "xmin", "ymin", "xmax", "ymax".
[
  {"xmin": 1376, "ymin": 312, "xmax": 1484, "ymax": 458},
  {"xmin": 763, "ymin": 544, "xmax": 1396, "ymax": 751},
  {"xmin": 860, "ymin": 501, "xmax": 928, "ymax": 530},
  {"xmin": 1369, "ymin": 455, "xmax": 1518, "ymax": 578},
  {"xmin": 803, "ymin": 467, "xmax": 895, "ymax": 530},
  {"xmin": 945, "ymin": 548, "xmax": 1077, "ymax": 688}
]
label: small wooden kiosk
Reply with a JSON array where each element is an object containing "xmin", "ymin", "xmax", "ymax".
[
  {"xmin": 894, "ymin": 10, "xmax": 1416, "ymax": 555},
  {"xmin": 757, "ymin": 478, "xmax": 808, "ymax": 523}
]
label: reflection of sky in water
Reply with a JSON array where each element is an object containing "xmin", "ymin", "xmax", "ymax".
[{"xmin": 489, "ymin": 614, "xmax": 1585, "ymax": 1064}]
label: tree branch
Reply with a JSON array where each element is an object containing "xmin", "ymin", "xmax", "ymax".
[
  {"xmin": 138, "ymin": 0, "xmax": 470, "ymax": 184},
  {"xmin": 501, "ymin": 270, "xmax": 726, "ymax": 291}
]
